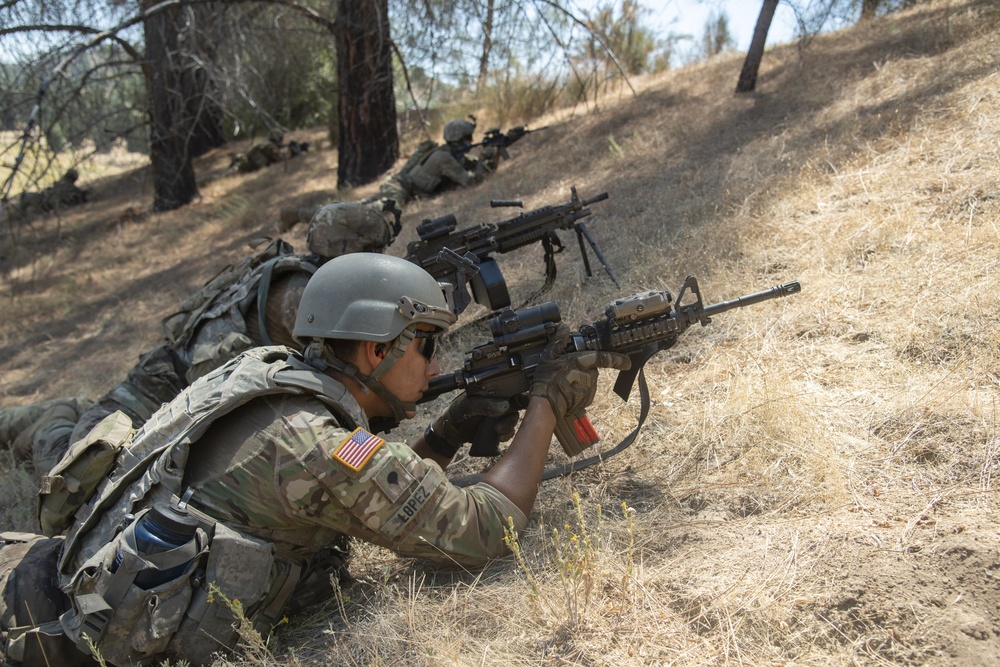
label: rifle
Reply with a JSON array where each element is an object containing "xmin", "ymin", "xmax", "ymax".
[
  {"xmin": 405, "ymin": 186, "xmax": 619, "ymax": 315},
  {"xmin": 472, "ymin": 125, "xmax": 548, "ymax": 160},
  {"xmin": 420, "ymin": 276, "xmax": 801, "ymax": 480}
]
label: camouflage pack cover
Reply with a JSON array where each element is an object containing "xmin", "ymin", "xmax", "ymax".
[
  {"xmin": 161, "ymin": 239, "xmax": 320, "ymax": 377},
  {"xmin": 305, "ymin": 202, "xmax": 394, "ymax": 258}
]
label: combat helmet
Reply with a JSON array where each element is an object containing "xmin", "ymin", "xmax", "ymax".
[
  {"xmin": 443, "ymin": 118, "xmax": 476, "ymax": 144},
  {"xmin": 306, "ymin": 202, "xmax": 395, "ymax": 259},
  {"xmin": 294, "ymin": 254, "xmax": 456, "ymax": 423}
]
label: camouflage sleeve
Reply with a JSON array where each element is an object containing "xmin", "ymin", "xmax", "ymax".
[
  {"xmin": 426, "ymin": 150, "xmax": 476, "ymax": 188},
  {"xmin": 282, "ymin": 418, "xmax": 527, "ymax": 566}
]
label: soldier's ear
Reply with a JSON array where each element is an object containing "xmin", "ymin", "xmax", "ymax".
[{"xmin": 362, "ymin": 341, "xmax": 384, "ymax": 369}]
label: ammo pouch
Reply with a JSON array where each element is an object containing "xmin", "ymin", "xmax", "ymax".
[
  {"xmin": 60, "ymin": 518, "xmax": 295, "ymax": 666},
  {"xmin": 38, "ymin": 411, "xmax": 136, "ymax": 537}
]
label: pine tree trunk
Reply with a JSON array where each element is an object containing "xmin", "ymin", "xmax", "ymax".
[
  {"xmin": 476, "ymin": 0, "xmax": 496, "ymax": 93},
  {"xmin": 335, "ymin": 0, "xmax": 399, "ymax": 188},
  {"xmin": 143, "ymin": 1, "xmax": 198, "ymax": 211}
]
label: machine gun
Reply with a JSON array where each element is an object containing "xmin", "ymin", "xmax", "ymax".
[
  {"xmin": 405, "ymin": 187, "xmax": 619, "ymax": 315},
  {"xmin": 421, "ymin": 276, "xmax": 801, "ymax": 474},
  {"xmin": 471, "ymin": 125, "xmax": 548, "ymax": 160}
]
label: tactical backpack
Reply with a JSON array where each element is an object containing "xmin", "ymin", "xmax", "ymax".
[
  {"xmin": 398, "ymin": 139, "xmax": 438, "ymax": 176},
  {"xmin": 160, "ymin": 238, "xmax": 320, "ymax": 382},
  {"xmin": 36, "ymin": 347, "xmax": 361, "ymax": 667}
]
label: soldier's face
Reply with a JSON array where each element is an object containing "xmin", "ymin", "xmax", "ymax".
[{"xmin": 378, "ymin": 324, "xmax": 441, "ymax": 418}]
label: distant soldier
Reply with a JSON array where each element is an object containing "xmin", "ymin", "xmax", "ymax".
[
  {"xmin": 0, "ymin": 202, "xmax": 400, "ymax": 479},
  {"xmin": 17, "ymin": 169, "xmax": 91, "ymax": 216},
  {"xmin": 231, "ymin": 131, "xmax": 287, "ymax": 174},
  {"xmin": 381, "ymin": 117, "xmax": 500, "ymax": 205},
  {"xmin": 279, "ymin": 118, "xmax": 501, "ymax": 230},
  {"xmin": 44, "ymin": 169, "xmax": 90, "ymax": 208}
]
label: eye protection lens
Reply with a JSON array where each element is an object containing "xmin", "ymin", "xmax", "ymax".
[{"xmin": 412, "ymin": 330, "xmax": 438, "ymax": 361}]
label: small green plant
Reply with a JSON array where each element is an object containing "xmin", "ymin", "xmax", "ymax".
[
  {"xmin": 506, "ymin": 492, "xmax": 642, "ymax": 629},
  {"xmin": 207, "ymin": 583, "xmax": 287, "ymax": 665},
  {"xmin": 83, "ymin": 634, "xmax": 108, "ymax": 667},
  {"xmin": 620, "ymin": 501, "xmax": 637, "ymax": 601},
  {"xmin": 504, "ymin": 516, "xmax": 544, "ymax": 600},
  {"xmin": 549, "ymin": 492, "xmax": 600, "ymax": 626},
  {"xmin": 608, "ymin": 134, "xmax": 625, "ymax": 159}
]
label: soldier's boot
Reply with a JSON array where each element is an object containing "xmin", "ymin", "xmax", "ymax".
[{"xmin": 0, "ymin": 398, "xmax": 91, "ymax": 468}]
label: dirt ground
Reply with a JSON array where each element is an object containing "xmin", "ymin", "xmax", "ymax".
[{"xmin": 2, "ymin": 1, "xmax": 999, "ymax": 665}]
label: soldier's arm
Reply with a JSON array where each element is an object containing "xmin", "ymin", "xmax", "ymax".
[
  {"xmin": 279, "ymin": 419, "xmax": 528, "ymax": 565},
  {"xmin": 433, "ymin": 151, "xmax": 477, "ymax": 187}
]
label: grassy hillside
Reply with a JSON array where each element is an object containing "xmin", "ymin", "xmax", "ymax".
[{"xmin": 2, "ymin": 1, "xmax": 999, "ymax": 664}]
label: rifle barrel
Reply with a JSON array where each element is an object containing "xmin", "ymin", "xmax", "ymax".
[{"xmin": 702, "ymin": 281, "xmax": 801, "ymax": 318}]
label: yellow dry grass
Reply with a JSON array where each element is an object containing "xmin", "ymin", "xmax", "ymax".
[{"xmin": 2, "ymin": 1, "xmax": 1000, "ymax": 665}]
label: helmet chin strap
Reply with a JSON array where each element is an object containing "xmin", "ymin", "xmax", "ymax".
[{"xmin": 305, "ymin": 329, "xmax": 417, "ymax": 428}]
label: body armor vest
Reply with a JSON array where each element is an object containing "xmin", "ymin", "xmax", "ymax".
[{"xmin": 50, "ymin": 347, "xmax": 362, "ymax": 666}]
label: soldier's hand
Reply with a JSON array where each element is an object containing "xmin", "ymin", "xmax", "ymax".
[
  {"xmin": 428, "ymin": 394, "xmax": 519, "ymax": 456},
  {"xmin": 530, "ymin": 324, "xmax": 631, "ymax": 418}
]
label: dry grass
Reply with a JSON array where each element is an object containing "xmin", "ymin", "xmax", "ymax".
[{"xmin": 3, "ymin": 1, "xmax": 1000, "ymax": 665}]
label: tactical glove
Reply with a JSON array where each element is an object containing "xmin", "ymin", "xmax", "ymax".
[
  {"xmin": 530, "ymin": 323, "xmax": 631, "ymax": 419},
  {"xmin": 426, "ymin": 394, "xmax": 519, "ymax": 458}
]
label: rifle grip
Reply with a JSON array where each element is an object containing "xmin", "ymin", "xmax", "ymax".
[
  {"xmin": 554, "ymin": 411, "xmax": 600, "ymax": 458},
  {"xmin": 469, "ymin": 418, "xmax": 502, "ymax": 457}
]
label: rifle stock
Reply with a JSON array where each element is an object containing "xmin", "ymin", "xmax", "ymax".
[{"xmin": 421, "ymin": 276, "xmax": 801, "ymax": 458}]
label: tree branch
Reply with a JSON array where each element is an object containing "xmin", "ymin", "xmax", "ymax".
[
  {"xmin": 531, "ymin": 0, "xmax": 636, "ymax": 96},
  {"xmin": 390, "ymin": 39, "xmax": 434, "ymax": 143}
]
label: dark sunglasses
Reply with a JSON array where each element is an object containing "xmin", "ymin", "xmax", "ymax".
[{"xmin": 412, "ymin": 330, "xmax": 438, "ymax": 360}]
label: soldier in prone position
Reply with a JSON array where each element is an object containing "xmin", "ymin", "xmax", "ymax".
[
  {"xmin": 0, "ymin": 254, "xmax": 626, "ymax": 667},
  {"xmin": 280, "ymin": 118, "xmax": 502, "ymax": 230},
  {"xmin": 0, "ymin": 202, "xmax": 398, "ymax": 479}
]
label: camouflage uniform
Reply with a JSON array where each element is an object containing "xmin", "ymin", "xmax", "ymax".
[
  {"xmin": 0, "ymin": 398, "xmax": 93, "ymax": 476},
  {"xmin": 0, "ymin": 251, "xmax": 317, "ymax": 478},
  {"xmin": 371, "ymin": 143, "xmax": 499, "ymax": 209},
  {"xmin": 44, "ymin": 170, "xmax": 90, "ymax": 209},
  {"xmin": 233, "ymin": 132, "xmax": 286, "ymax": 174},
  {"xmin": 16, "ymin": 169, "xmax": 90, "ymax": 216},
  {"xmin": 1, "ymin": 347, "xmax": 524, "ymax": 666},
  {"xmin": 184, "ymin": 369, "xmax": 524, "ymax": 566}
]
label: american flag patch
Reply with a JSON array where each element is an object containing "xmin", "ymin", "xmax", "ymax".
[{"xmin": 332, "ymin": 428, "xmax": 385, "ymax": 471}]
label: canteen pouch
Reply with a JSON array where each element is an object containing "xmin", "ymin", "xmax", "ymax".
[
  {"xmin": 167, "ymin": 523, "xmax": 278, "ymax": 665},
  {"xmin": 59, "ymin": 512, "xmax": 207, "ymax": 665}
]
